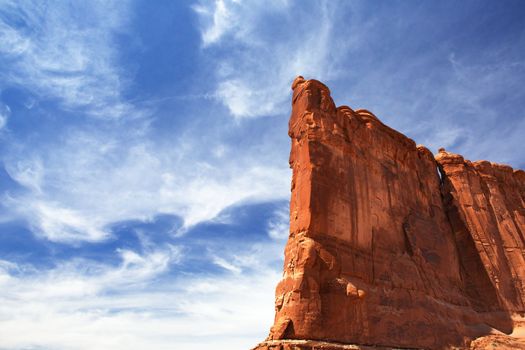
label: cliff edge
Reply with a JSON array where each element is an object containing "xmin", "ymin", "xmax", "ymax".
[{"xmin": 253, "ymin": 77, "xmax": 525, "ymax": 350}]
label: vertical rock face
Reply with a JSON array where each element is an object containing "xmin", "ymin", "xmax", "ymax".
[
  {"xmin": 253, "ymin": 77, "xmax": 525, "ymax": 350},
  {"xmin": 436, "ymin": 152, "xmax": 525, "ymax": 313}
]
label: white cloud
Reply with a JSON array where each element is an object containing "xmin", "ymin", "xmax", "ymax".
[
  {"xmin": 3, "ymin": 126, "xmax": 290, "ymax": 243},
  {"xmin": 194, "ymin": 0, "xmax": 291, "ymax": 47},
  {"xmin": 209, "ymin": 238, "xmax": 285, "ymax": 275},
  {"xmin": 193, "ymin": 0, "xmax": 235, "ymax": 46},
  {"xmin": 0, "ymin": 240, "xmax": 281, "ymax": 350},
  {"xmin": 0, "ymin": 1, "xmax": 294, "ymax": 245},
  {"xmin": 32, "ymin": 201, "xmax": 109, "ymax": 242},
  {"xmin": 0, "ymin": 0, "xmax": 138, "ymax": 119},
  {"xmin": 267, "ymin": 204, "xmax": 289, "ymax": 240},
  {"xmin": 212, "ymin": 255, "xmax": 243, "ymax": 274},
  {"xmin": 4, "ymin": 156, "xmax": 44, "ymax": 192},
  {"xmin": 0, "ymin": 103, "xmax": 9, "ymax": 130},
  {"xmin": 194, "ymin": 0, "xmax": 346, "ymax": 118}
]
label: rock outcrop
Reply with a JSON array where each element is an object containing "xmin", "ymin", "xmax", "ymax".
[{"xmin": 253, "ymin": 77, "xmax": 525, "ymax": 350}]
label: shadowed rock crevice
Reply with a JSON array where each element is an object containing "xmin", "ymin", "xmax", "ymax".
[{"xmin": 253, "ymin": 77, "xmax": 525, "ymax": 350}]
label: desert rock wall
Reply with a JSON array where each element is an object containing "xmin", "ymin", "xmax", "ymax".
[{"xmin": 254, "ymin": 77, "xmax": 525, "ymax": 350}]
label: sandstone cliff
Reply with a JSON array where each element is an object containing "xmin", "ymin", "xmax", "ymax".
[{"xmin": 253, "ymin": 77, "xmax": 525, "ymax": 350}]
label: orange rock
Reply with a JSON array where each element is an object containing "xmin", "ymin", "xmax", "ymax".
[
  {"xmin": 253, "ymin": 77, "xmax": 525, "ymax": 350},
  {"xmin": 436, "ymin": 150, "xmax": 525, "ymax": 315}
]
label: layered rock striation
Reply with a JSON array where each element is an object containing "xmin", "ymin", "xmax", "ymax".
[{"xmin": 253, "ymin": 77, "xmax": 525, "ymax": 350}]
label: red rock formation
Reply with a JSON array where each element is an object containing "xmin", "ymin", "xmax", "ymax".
[{"xmin": 253, "ymin": 77, "xmax": 525, "ymax": 350}]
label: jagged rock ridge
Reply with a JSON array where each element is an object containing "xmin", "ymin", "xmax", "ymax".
[{"xmin": 253, "ymin": 77, "xmax": 525, "ymax": 350}]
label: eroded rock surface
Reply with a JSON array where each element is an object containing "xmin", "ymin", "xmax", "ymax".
[{"xmin": 253, "ymin": 77, "xmax": 525, "ymax": 350}]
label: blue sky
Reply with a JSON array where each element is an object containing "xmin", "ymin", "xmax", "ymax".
[{"xmin": 0, "ymin": 1, "xmax": 524, "ymax": 349}]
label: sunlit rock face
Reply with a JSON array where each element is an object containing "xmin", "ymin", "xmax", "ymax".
[{"xmin": 253, "ymin": 77, "xmax": 525, "ymax": 350}]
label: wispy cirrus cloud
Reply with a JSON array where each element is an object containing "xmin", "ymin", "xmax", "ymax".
[
  {"xmin": 0, "ymin": 0, "xmax": 138, "ymax": 119},
  {"xmin": 343, "ymin": 45, "xmax": 525, "ymax": 168},
  {"xmin": 439, "ymin": 54, "xmax": 525, "ymax": 166},
  {"xmin": 193, "ymin": 0, "xmax": 525, "ymax": 167},
  {"xmin": 3, "ymin": 125, "xmax": 290, "ymax": 243},
  {"xmin": 0, "ymin": 102, "xmax": 9, "ymax": 130},
  {"xmin": 194, "ymin": 0, "xmax": 349, "ymax": 118},
  {"xmin": 193, "ymin": 0, "xmax": 291, "ymax": 48},
  {"xmin": 0, "ymin": 1, "xmax": 291, "ymax": 244},
  {"xmin": 0, "ymin": 228, "xmax": 283, "ymax": 350},
  {"xmin": 267, "ymin": 203, "xmax": 289, "ymax": 241}
]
